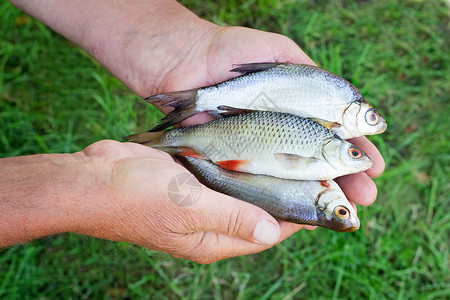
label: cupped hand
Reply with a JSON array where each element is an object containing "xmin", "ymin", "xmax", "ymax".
[
  {"xmin": 5, "ymin": 1, "xmax": 385, "ymax": 262},
  {"xmin": 76, "ymin": 140, "xmax": 301, "ymax": 263},
  {"xmin": 134, "ymin": 25, "xmax": 385, "ymax": 232}
]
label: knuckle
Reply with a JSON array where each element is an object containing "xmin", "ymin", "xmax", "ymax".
[
  {"xmin": 82, "ymin": 139, "xmax": 125, "ymax": 157},
  {"xmin": 226, "ymin": 207, "xmax": 245, "ymax": 237},
  {"xmin": 182, "ymin": 233, "xmax": 221, "ymax": 264}
]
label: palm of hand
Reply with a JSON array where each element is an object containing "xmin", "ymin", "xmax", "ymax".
[
  {"xmin": 88, "ymin": 26, "xmax": 385, "ymax": 263},
  {"xmin": 156, "ymin": 26, "xmax": 384, "ymax": 208},
  {"xmin": 81, "ymin": 140, "xmax": 287, "ymax": 263}
]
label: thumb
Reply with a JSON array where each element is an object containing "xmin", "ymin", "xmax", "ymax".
[{"xmin": 190, "ymin": 186, "xmax": 281, "ymax": 246}]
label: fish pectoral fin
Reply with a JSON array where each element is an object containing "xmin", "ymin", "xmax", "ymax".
[
  {"xmin": 230, "ymin": 62, "xmax": 280, "ymax": 74},
  {"xmin": 309, "ymin": 118, "xmax": 340, "ymax": 130},
  {"xmin": 274, "ymin": 153, "xmax": 320, "ymax": 168},
  {"xmin": 177, "ymin": 147, "xmax": 207, "ymax": 159},
  {"xmin": 216, "ymin": 159, "xmax": 250, "ymax": 172},
  {"xmin": 217, "ymin": 105, "xmax": 257, "ymax": 117}
]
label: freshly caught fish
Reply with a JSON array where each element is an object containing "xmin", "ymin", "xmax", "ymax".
[
  {"xmin": 127, "ymin": 111, "xmax": 372, "ymax": 180},
  {"xmin": 146, "ymin": 63, "xmax": 387, "ymax": 139},
  {"xmin": 177, "ymin": 155, "xmax": 360, "ymax": 232}
]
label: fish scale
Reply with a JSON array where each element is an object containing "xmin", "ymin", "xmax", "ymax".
[
  {"xmin": 198, "ymin": 64, "xmax": 358, "ymax": 114},
  {"xmin": 162, "ymin": 111, "xmax": 334, "ymax": 158},
  {"xmin": 145, "ymin": 63, "xmax": 386, "ymax": 138},
  {"xmin": 128, "ymin": 111, "xmax": 373, "ymax": 180},
  {"xmin": 177, "ymin": 155, "xmax": 360, "ymax": 232}
]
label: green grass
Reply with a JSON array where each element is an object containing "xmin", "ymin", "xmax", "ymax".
[{"xmin": 1, "ymin": 0, "xmax": 449, "ymax": 298}]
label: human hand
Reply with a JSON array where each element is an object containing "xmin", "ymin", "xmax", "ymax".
[
  {"xmin": 129, "ymin": 25, "xmax": 385, "ymax": 233},
  {"xmin": 0, "ymin": 139, "xmax": 298, "ymax": 262},
  {"xmin": 7, "ymin": 0, "xmax": 385, "ymax": 258},
  {"xmin": 73, "ymin": 140, "xmax": 302, "ymax": 263},
  {"xmin": 8, "ymin": 2, "xmax": 385, "ymax": 201}
]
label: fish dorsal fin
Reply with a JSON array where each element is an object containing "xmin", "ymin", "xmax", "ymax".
[
  {"xmin": 274, "ymin": 153, "xmax": 320, "ymax": 168},
  {"xmin": 230, "ymin": 63, "xmax": 281, "ymax": 74},
  {"xmin": 217, "ymin": 105, "xmax": 257, "ymax": 117}
]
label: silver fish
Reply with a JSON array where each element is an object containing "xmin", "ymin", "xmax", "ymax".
[
  {"xmin": 127, "ymin": 111, "xmax": 372, "ymax": 180},
  {"xmin": 177, "ymin": 155, "xmax": 360, "ymax": 232},
  {"xmin": 146, "ymin": 63, "xmax": 387, "ymax": 139}
]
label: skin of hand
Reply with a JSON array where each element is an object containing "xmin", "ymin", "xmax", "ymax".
[
  {"xmin": 0, "ymin": 140, "xmax": 297, "ymax": 263},
  {"xmin": 4, "ymin": 0, "xmax": 385, "ymax": 263}
]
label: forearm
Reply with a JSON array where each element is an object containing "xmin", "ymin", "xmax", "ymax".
[
  {"xmin": 0, "ymin": 153, "xmax": 99, "ymax": 246},
  {"xmin": 9, "ymin": 0, "xmax": 218, "ymax": 96}
]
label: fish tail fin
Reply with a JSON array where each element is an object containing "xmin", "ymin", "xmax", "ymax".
[
  {"xmin": 125, "ymin": 131, "xmax": 165, "ymax": 147},
  {"xmin": 145, "ymin": 89, "xmax": 199, "ymax": 132}
]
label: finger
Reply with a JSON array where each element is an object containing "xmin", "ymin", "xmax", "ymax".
[
  {"xmin": 183, "ymin": 231, "xmax": 273, "ymax": 264},
  {"xmin": 176, "ymin": 205, "xmax": 307, "ymax": 264},
  {"xmin": 192, "ymin": 219, "xmax": 307, "ymax": 263},
  {"xmin": 335, "ymin": 172, "xmax": 377, "ymax": 206},
  {"xmin": 278, "ymin": 221, "xmax": 306, "ymax": 239},
  {"xmin": 194, "ymin": 219, "xmax": 314, "ymax": 263},
  {"xmin": 348, "ymin": 136, "xmax": 385, "ymax": 178},
  {"xmin": 190, "ymin": 187, "xmax": 281, "ymax": 246},
  {"xmin": 190, "ymin": 220, "xmax": 312, "ymax": 263},
  {"xmin": 179, "ymin": 111, "xmax": 216, "ymax": 127},
  {"xmin": 269, "ymin": 33, "xmax": 317, "ymax": 66},
  {"xmin": 349, "ymin": 201, "xmax": 357, "ymax": 213},
  {"xmin": 303, "ymin": 225, "xmax": 318, "ymax": 231}
]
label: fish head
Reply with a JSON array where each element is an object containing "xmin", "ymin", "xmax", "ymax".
[
  {"xmin": 322, "ymin": 139, "xmax": 373, "ymax": 173},
  {"xmin": 316, "ymin": 183, "xmax": 360, "ymax": 232},
  {"xmin": 342, "ymin": 101, "xmax": 387, "ymax": 138}
]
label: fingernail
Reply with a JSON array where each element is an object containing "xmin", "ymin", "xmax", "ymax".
[{"xmin": 253, "ymin": 219, "xmax": 279, "ymax": 245}]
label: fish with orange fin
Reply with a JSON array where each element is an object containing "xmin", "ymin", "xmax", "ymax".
[
  {"xmin": 126, "ymin": 111, "xmax": 372, "ymax": 180},
  {"xmin": 146, "ymin": 63, "xmax": 387, "ymax": 139}
]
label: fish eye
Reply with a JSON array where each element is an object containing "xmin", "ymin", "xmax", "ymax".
[
  {"xmin": 334, "ymin": 206, "xmax": 350, "ymax": 219},
  {"xmin": 365, "ymin": 109, "xmax": 379, "ymax": 126},
  {"xmin": 348, "ymin": 146, "xmax": 362, "ymax": 159}
]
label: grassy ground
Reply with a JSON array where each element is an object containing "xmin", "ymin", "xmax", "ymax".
[{"xmin": 1, "ymin": 0, "xmax": 449, "ymax": 299}]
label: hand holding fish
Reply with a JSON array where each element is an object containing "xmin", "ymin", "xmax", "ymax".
[
  {"xmin": 132, "ymin": 25, "xmax": 385, "ymax": 207},
  {"xmin": 0, "ymin": 140, "xmax": 293, "ymax": 263},
  {"xmin": 4, "ymin": 0, "xmax": 385, "ymax": 263},
  {"xmin": 75, "ymin": 140, "xmax": 298, "ymax": 263}
]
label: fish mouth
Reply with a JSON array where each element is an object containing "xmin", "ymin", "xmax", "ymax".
[
  {"xmin": 317, "ymin": 217, "xmax": 360, "ymax": 232},
  {"xmin": 377, "ymin": 116, "xmax": 388, "ymax": 133},
  {"xmin": 322, "ymin": 220, "xmax": 360, "ymax": 232},
  {"xmin": 338, "ymin": 225, "xmax": 359, "ymax": 233},
  {"xmin": 340, "ymin": 215, "xmax": 360, "ymax": 232},
  {"xmin": 315, "ymin": 202, "xmax": 360, "ymax": 232}
]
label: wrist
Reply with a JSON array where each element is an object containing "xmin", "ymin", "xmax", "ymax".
[
  {"xmin": 10, "ymin": 0, "xmax": 220, "ymax": 97},
  {"xmin": 0, "ymin": 152, "xmax": 104, "ymax": 246},
  {"xmin": 80, "ymin": 1, "xmax": 220, "ymax": 97}
]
